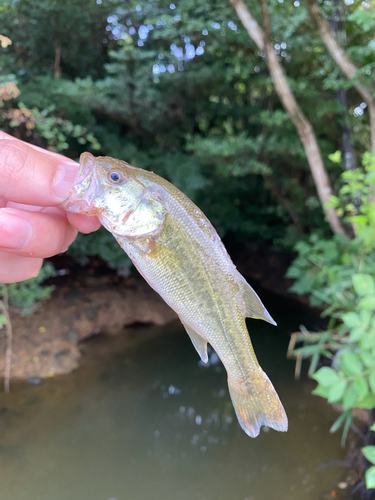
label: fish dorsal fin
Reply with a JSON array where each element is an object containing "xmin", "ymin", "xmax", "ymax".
[
  {"xmin": 240, "ymin": 279, "xmax": 277, "ymax": 326},
  {"xmin": 182, "ymin": 322, "xmax": 208, "ymax": 363}
]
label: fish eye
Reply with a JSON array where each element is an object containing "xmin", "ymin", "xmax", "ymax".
[{"xmin": 108, "ymin": 170, "xmax": 124, "ymax": 184}]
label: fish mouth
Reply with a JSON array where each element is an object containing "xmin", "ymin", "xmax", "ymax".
[{"xmin": 60, "ymin": 152, "xmax": 98, "ymax": 214}]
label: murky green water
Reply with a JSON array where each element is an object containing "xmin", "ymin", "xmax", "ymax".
[{"xmin": 0, "ymin": 291, "xmax": 349, "ymax": 500}]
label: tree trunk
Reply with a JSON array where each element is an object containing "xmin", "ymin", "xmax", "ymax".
[
  {"xmin": 337, "ymin": 88, "xmax": 357, "ymax": 171},
  {"xmin": 331, "ymin": 0, "xmax": 356, "ymax": 172},
  {"xmin": 306, "ymin": 0, "xmax": 375, "ymax": 153},
  {"xmin": 54, "ymin": 41, "xmax": 61, "ymax": 79},
  {"xmin": 229, "ymin": 0, "xmax": 348, "ymax": 236}
]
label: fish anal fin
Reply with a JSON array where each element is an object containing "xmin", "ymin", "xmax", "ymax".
[
  {"xmin": 241, "ymin": 279, "xmax": 277, "ymax": 326},
  {"xmin": 182, "ymin": 322, "xmax": 208, "ymax": 363}
]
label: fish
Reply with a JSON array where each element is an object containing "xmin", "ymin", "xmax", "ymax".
[{"xmin": 61, "ymin": 153, "xmax": 288, "ymax": 437}]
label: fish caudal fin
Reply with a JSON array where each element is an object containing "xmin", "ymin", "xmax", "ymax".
[{"xmin": 228, "ymin": 371, "xmax": 288, "ymax": 438}]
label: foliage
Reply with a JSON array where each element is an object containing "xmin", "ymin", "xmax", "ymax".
[
  {"xmin": 363, "ymin": 424, "xmax": 375, "ymax": 489},
  {"xmin": 328, "ymin": 152, "xmax": 375, "ymax": 251},
  {"xmin": 1, "ymin": 263, "xmax": 56, "ymax": 316},
  {"xmin": 287, "ymin": 153, "xmax": 375, "ymax": 486},
  {"xmin": 0, "ymin": 284, "xmax": 8, "ymax": 330},
  {"xmin": 5, "ymin": 0, "xmax": 373, "ymax": 263},
  {"xmin": 68, "ymin": 226, "xmax": 130, "ymax": 269}
]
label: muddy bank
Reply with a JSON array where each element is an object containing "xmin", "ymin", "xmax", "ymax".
[{"xmin": 1, "ymin": 274, "xmax": 176, "ymax": 380}]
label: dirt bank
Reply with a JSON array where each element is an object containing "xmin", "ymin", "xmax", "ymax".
[{"xmin": 1, "ymin": 273, "xmax": 176, "ymax": 380}]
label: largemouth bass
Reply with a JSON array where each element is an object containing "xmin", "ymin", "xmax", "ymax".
[{"xmin": 62, "ymin": 153, "xmax": 288, "ymax": 437}]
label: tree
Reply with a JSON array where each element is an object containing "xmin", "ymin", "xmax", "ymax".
[
  {"xmin": 306, "ymin": 0, "xmax": 375, "ymax": 153},
  {"xmin": 1, "ymin": 0, "xmax": 373, "ymax": 256},
  {"xmin": 229, "ymin": 0, "xmax": 347, "ymax": 235}
]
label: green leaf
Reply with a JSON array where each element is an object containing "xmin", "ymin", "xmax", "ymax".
[
  {"xmin": 340, "ymin": 351, "xmax": 362, "ymax": 376},
  {"xmin": 355, "ymin": 377, "xmax": 369, "ymax": 400},
  {"xmin": 328, "ymin": 380, "xmax": 347, "ymax": 403},
  {"xmin": 369, "ymin": 371, "xmax": 375, "ymax": 394},
  {"xmin": 363, "ymin": 446, "xmax": 375, "ymax": 465},
  {"xmin": 294, "ymin": 241, "xmax": 311, "ymax": 256},
  {"xmin": 350, "ymin": 327, "xmax": 366, "ymax": 341},
  {"xmin": 0, "ymin": 314, "xmax": 7, "ymax": 328},
  {"xmin": 312, "ymin": 384, "xmax": 330, "ymax": 398},
  {"xmin": 312, "ymin": 367, "xmax": 340, "ymax": 386},
  {"xmin": 343, "ymin": 382, "xmax": 359, "ymax": 410},
  {"xmin": 366, "ymin": 465, "xmax": 375, "ymax": 489},
  {"xmin": 359, "ymin": 295, "xmax": 375, "ymax": 310},
  {"xmin": 353, "ymin": 274, "xmax": 375, "ymax": 296},
  {"xmin": 361, "ymin": 351, "xmax": 375, "ymax": 368},
  {"xmin": 360, "ymin": 310, "xmax": 372, "ymax": 326},
  {"xmin": 326, "ymin": 195, "xmax": 339, "ymax": 208},
  {"xmin": 341, "ymin": 412, "xmax": 352, "ymax": 447},
  {"xmin": 370, "ymin": 423, "xmax": 375, "ymax": 431},
  {"xmin": 329, "ymin": 411, "xmax": 348, "ymax": 433},
  {"xmin": 348, "ymin": 10, "xmax": 375, "ymax": 32},
  {"xmin": 328, "ymin": 150, "xmax": 342, "ymax": 164},
  {"xmin": 342, "ymin": 312, "xmax": 361, "ymax": 328},
  {"xmin": 361, "ymin": 334, "xmax": 375, "ymax": 352},
  {"xmin": 356, "ymin": 393, "xmax": 375, "ymax": 409}
]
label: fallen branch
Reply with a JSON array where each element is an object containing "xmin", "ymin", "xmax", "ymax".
[{"xmin": 0, "ymin": 287, "xmax": 12, "ymax": 392}]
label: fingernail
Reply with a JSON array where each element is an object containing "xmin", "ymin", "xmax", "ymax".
[
  {"xmin": 0, "ymin": 212, "xmax": 33, "ymax": 249},
  {"xmin": 53, "ymin": 162, "xmax": 79, "ymax": 200}
]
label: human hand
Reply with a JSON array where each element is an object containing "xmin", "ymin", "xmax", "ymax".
[{"xmin": 0, "ymin": 132, "xmax": 101, "ymax": 283}]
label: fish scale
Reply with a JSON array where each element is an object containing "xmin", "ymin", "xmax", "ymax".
[{"xmin": 62, "ymin": 152, "xmax": 288, "ymax": 438}]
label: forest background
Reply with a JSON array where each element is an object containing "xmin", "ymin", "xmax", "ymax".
[{"xmin": 0, "ymin": 0, "xmax": 375, "ymax": 492}]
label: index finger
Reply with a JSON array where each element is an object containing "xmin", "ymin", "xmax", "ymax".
[{"xmin": 0, "ymin": 134, "xmax": 78, "ymax": 207}]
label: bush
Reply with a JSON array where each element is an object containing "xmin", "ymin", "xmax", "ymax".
[
  {"xmin": 287, "ymin": 153, "xmax": 375, "ymax": 488},
  {"xmin": 0, "ymin": 262, "xmax": 55, "ymax": 316}
]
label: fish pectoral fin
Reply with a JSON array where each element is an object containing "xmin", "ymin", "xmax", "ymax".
[
  {"xmin": 181, "ymin": 322, "xmax": 208, "ymax": 363},
  {"xmin": 240, "ymin": 278, "xmax": 277, "ymax": 326}
]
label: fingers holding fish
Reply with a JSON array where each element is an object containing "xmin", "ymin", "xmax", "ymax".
[
  {"xmin": 0, "ymin": 134, "xmax": 101, "ymax": 230},
  {"xmin": 0, "ymin": 134, "xmax": 102, "ymax": 284},
  {"xmin": 66, "ymin": 212, "xmax": 102, "ymax": 234},
  {"xmin": 0, "ymin": 207, "xmax": 77, "ymax": 258},
  {"xmin": 0, "ymin": 251, "xmax": 43, "ymax": 283},
  {"xmin": 0, "ymin": 136, "xmax": 79, "ymax": 206}
]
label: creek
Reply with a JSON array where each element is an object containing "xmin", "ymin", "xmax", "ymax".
[{"xmin": 0, "ymin": 288, "xmax": 350, "ymax": 500}]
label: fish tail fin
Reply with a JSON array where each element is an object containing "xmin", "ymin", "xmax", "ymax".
[{"xmin": 228, "ymin": 370, "xmax": 288, "ymax": 438}]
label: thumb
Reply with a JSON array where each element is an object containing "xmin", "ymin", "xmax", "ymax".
[{"xmin": 0, "ymin": 138, "xmax": 78, "ymax": 207}]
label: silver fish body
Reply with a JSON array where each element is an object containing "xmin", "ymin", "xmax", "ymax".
[{"xmin": 62, "ymin": 153, "xmax": 288, "ymax": 437}]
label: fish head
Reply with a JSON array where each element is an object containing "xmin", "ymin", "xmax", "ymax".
[{"xmin": 61, "ymin": 153, "xmax": 166, "ymax": 238}]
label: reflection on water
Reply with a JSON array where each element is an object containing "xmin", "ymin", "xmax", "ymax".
[{"xmin": 0, "ymin": 294, "xmax": 349, "ymax": 500}]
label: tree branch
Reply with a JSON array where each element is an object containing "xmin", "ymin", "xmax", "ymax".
[
  {"xmin": 229, "ymin": 0, "xmax": 348, "ymax": 236},
  {"xmin": 306, "ymin": 0, "xmax": 375, "ymax": 152},
  {"xmin": 0, "ymin": 287, "xmax": 12, "ymax": 393}
]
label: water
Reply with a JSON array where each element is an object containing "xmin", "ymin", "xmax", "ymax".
[{"xmin": 0, "ymin": 291, "xmax": 350, "ymax": 500}]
